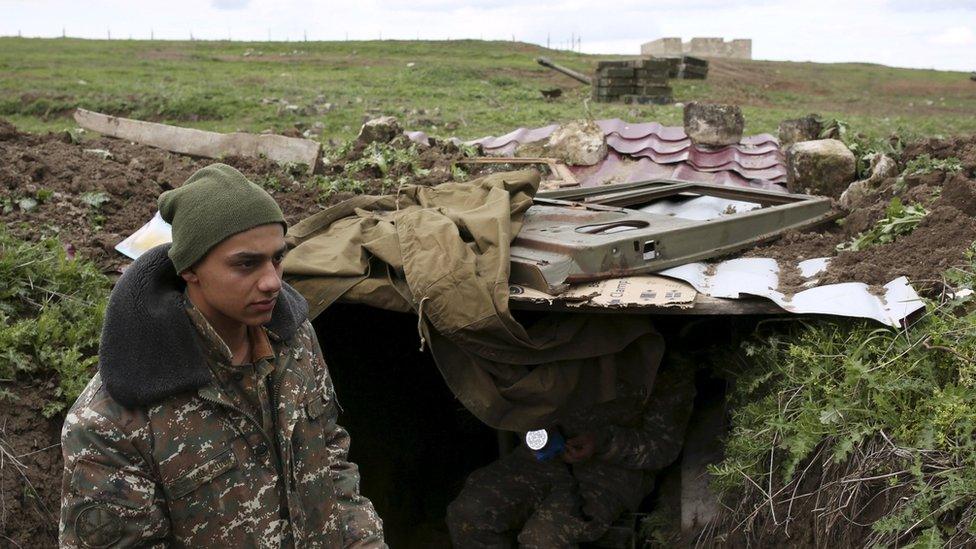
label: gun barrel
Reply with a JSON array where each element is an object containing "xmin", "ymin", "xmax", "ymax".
[{"xmin": 536, "ymin": 57, "xmax": 592, "ymax": 85}]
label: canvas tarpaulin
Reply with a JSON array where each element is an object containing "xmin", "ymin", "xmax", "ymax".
[{"xmin": 283, "ymin": 169, "xmax": 664, "ymax": 431}]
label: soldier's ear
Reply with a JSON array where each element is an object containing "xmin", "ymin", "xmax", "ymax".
[{"xmin": 180, "ymin": 267, "xmax": 199, "ymax": 284}]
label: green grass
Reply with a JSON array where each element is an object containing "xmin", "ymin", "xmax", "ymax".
[{"xmin": 1, "ymin": 37, "xmax": 974, "ymax": 143}]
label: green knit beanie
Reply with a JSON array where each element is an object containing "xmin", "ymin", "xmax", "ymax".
[{"xmin": 158, "ymin": 163, "xmax": 286, "ymax": 272}]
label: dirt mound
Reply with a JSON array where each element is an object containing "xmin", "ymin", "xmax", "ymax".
[
  {"xmin": 745, "ymin": 134, "xmax": 976, "ymax": 296},
  {"xmin": 0, "ymin": 120, "xmax": 463, "ymax": 273},
  {"xmin": 818, "ymin": 205, "xmax": 976, "ymax": 289},
  {"xmin": 903, "ymin": 135, "xmax": 976, "ymax": 174},
  {"xmin": 324, "ymin": 134, "xmax": 468, "ymax": 194},
  {"xmin": 0, "ymin": 118, "xmax": 20, "ymax": 141}
]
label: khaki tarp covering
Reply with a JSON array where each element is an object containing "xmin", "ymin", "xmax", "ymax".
[{"xmin": 283, "ymin": 170, "xmax": 664, "ymax": 431}]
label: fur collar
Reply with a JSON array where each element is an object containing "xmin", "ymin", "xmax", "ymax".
[{"xmin": 98, "ymin": 244, "xmax": 308, "ymax": 408}]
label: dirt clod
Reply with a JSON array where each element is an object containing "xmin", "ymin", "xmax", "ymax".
[{"xmin": 750, "ymin": 134, "xmax": 976, "ymax": 296}]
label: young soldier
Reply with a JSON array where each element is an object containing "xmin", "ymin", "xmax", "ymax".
[{"xmin": 59, "ymin": 164, "xmax": 384, "ymax": 547}]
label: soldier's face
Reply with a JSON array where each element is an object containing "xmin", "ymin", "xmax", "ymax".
[{"xmin": 181, "ymin": 223, "xmax": 287, "ymax": 329}]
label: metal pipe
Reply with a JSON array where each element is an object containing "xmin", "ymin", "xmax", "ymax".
[{"xmin": 536, "ymin": 56, "xmax": 592, "ymax": 85}]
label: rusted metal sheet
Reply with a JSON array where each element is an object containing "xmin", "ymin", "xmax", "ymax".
[
  {"xmin": 509, "ymin": 180, "xmax": 833, "ymax": 294},
  {"xmin": 564, "ymin": 151, "xmax": 787, "ymax": 193}
]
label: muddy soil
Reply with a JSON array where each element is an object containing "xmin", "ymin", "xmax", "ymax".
[
  {"xmin": 745, "ymin": 135, "xmax": 976, "ymax": 297},
  {"xmin": 0, "ymin": 382, "xmax": 63, "ymax": 548},
  {"xmin": 0, "ymin": 120, "xmax": 464, "ymax": 274}
]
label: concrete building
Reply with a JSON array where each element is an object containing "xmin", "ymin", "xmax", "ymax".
[{"xmin": 641, "ymin": 37, "xmax": 752, "ymax": 60}]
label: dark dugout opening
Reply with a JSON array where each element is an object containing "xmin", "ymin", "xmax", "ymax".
[{"xmin": 315, "ymin": 302, "xmax": 751, "ymax": 547}]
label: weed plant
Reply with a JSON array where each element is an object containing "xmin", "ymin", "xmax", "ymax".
[
  {"xmin": 838, "ymin": 197, "xmax": 928, "ymax": 252},
  {"xmin": 313, "ymin": 141, "xmax": 434, "ymax": 201},
  {"xmin": 0, "ymin": 229, "xmax": 109, "ymax": 415},
  {"xmin": 710, "ymin": 257, "xmax": 976, "ymax": 546}
]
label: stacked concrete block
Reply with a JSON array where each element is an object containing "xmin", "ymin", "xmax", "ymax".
[
  {"xmin": 644, "ymin": 55, "xmax": 709, "ymax": 80},
  {"xmin": 664, "ymin": 57, "xmax": 682, "ymax": 78},
  {"xmin": 592, "ymin": 59, "xmax": 673, "ymax": 104},
  {"xmin": 679, "ymin": 56, "xmax": 709, "ymax": 79}
]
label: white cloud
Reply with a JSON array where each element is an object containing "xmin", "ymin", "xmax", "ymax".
[
  {"xmin": 931, "ymin": 26, "xmax": 975, "ymax": 45},
  {"xmin": 212, "ymin": 0, "xmax": 250, "ymax": 9}
]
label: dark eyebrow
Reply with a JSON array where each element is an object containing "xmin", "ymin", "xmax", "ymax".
[{"xmin": 228, "ymin": 245, "xmax": 289, "ymax": 261}]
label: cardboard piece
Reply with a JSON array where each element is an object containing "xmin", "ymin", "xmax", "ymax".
[{"xmin": 510, "ymin": 275, "xmax": 697, "ymax": 309}]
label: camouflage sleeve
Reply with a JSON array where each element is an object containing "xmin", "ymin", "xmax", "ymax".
[
  {"xmin": 307, "ymin": 323, "xmax": 386, "ymax": 548},
  {"xmin": 597, "ymin": 367, "xmax": 696, "ymax": 471},
  {"xmin": 60, "ymin": 378, "xmax": 170, "ymax": 548}
]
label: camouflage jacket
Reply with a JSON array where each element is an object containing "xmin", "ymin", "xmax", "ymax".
[
  {"xmin": 59, "ymin": 245, "xmax": 384, "ymax": 548},
  {"xmin": 559, "ymin": 365, "xmax": 696, "ymax": 511}
]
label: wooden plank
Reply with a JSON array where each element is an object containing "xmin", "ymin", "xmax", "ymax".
[
  {"xmin": 73, "ymin": 108, "xmax": 321, "ymax": 173},
  {"xmin": 455, "ymin": 157, "xmax": 578, "ymax": 188}
]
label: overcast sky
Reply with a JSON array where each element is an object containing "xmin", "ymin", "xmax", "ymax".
[{"xmin": 3, "ymin": 0, "xmax": 974, "ymax": 71}]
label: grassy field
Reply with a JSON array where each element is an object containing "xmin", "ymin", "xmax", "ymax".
[{"xmin": 1, "ymin": 37, "xmax": 974, "ymax": 143}]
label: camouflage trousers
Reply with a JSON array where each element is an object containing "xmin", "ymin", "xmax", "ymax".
[{"xmin": 446, "ymin": 447, "xmax": 624, "ymax": 548}]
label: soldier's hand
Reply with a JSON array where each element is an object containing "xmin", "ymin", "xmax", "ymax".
[{"xmin": 562, "ymin": 432, "xmax": 599, "ymax": 463}]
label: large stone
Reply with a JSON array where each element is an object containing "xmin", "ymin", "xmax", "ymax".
[
  {"xmin": 357, "ymin": 116, "xmax": 401, "ymax": 144},
  {"xmin": 838, "ymin": 153, "xmax": 898, "ymax": 209},
  {"xmin": 683, "ymin": 102, "xmax": 744, "ymax": 147},
  {"xmin": 786, "ymin": 139, "xmax": 857, "ymax": 197},
  {"xmin": 778, "ymin": 115, "xmax": 822, "ymax": 149},
  {"xmin": 543, "ymin": 119, "xmax": 607, "ymax": 166}
]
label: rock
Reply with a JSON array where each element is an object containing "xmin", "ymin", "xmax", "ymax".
[
  {"xmin": 357, "ymin": 116, "xmax": 402, "ymax": 144},
  {"xmin": 837, "ymin": 152, "xmax": 898, "ymax": 209},
  {"xmin": 683, "ymin": 102, "xmax": 744, "ymax": 147},
  {"xmin": 543, "ymin": 119, "xmax": 607, "ymax": 166},
  {"xmin": 786, "ymin": 139, "xmax": 856, "ymax": 197},
  {"xmin": 83, "ymin": 148, "xmax": 113, "ymax": 160},
  {"xmin": 778, "ymin": 115, "xmax": 822, "ymax": 149},
  {"xmin": 277, "ymin": 104, "xmax": 300, "ymax": 116},
  {"xmin": 17, "ymin": 197, "xmax": 38, "ymax": 212}
]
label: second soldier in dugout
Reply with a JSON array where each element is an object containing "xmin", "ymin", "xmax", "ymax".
[{"xmin": 447, "ymin": 364, "xmax": 695, "ymax": 547}]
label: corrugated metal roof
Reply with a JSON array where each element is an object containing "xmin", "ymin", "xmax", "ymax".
[
  {"xmin": 439, "ymin": 119, "xmax": 787, "ymax": 188},
  {"xmin": 567, "ymin": 151, "xmax": 786, "ymax": 191}
]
